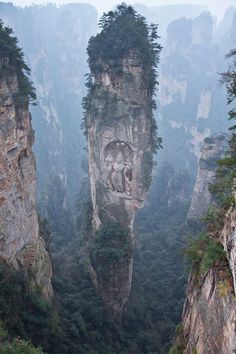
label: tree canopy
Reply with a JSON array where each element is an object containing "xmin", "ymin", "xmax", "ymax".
[
  {"xmin": 0, "ymin": 21, "xmax": 36, "ymax": 105},
  {"xmin": 87, "ymin": 3, "xmax": 162, "ymax": 96}
]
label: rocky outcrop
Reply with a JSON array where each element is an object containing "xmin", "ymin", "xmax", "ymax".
[
  {"xmin": 221, "ymin": 207, "xmax": 236, "ymax": 297},
  {"xmin": 86, "ymin": 49, "xmax": 155, "ymax": 318},
  {"xmin": 0, "ymin": 3, "xmax": 98, "ymax": 244},
  {"xmin": 0, "ymin": 55, "xmax": 52, "ymax": 297},
  {"xmin": 182, "ymin": 206, "xmax": 236, "ymax": 354},
  {"xmin": 188, "ymin": 135, "xmax": 227, "ymax": 220}
]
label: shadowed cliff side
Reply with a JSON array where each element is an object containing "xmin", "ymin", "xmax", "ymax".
[
  {"xmin": 0, "ymin": 22, "xmax": 52, "ymax": 297},
  {"xmin": 83, "ymin": 4, "xmax": 161, "ymax": 319},
  {"xmin": 170, "ymin": 48, "xmax": 236, "ymax": 354}
]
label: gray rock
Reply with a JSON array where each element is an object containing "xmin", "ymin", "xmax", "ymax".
[{"xmin": 0, "ymin": 66, "xmax": 52, "ymax": 297}]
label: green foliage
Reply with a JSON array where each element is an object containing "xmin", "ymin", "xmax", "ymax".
[
  {"xmin": 0, "ymin": 339, "xmax": 44, "ymax": 354},
  {"xmin": 90, "ymin": 221, "xmax": 132, "ymax": 276},
  {"xmin": 83, "ymin": 4, "xmax": 162, "ymax": 153},
  {"xmin": 0, "ymin": 261, "xmax": 60, "ymax": 353},
  {"xmin": 210, "ymin": 48, "xmax": 236, "ymax": 210},
  {"xmin": 88, "ymin": 3, "xmax": 161, "ymax": 94},
  {"xmin": 0, "ymin": 321, "xmax": 7, "ymax": 342},
  {"xmin": 168, "ymin": 325, "xmax": 185, "ymax": 354},
  {"xmin": 184, "ymin": 233, "xmax": 226, "ymax": 273},
  {"xmin": 202, "ymin": 206, "xmax": 225, "ymax": 234},
  {"xmin": 0, "ymin": 21, "xmax": 36, "ymax": 105}
]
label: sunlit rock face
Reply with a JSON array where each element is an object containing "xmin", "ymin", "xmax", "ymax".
[
  {"xmin": 86, "ymin": 50, "xmax": 155, "ymax": 319},
  {"xmin": 188, "ymin": 134, "xmax": 227, "ymax": 221},
  {"xmin": 0, "ymin": 56, "xmax": 52, "ymax": 297}
]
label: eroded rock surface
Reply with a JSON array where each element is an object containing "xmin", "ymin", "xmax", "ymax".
[
  {"xmin": 188, "ymin": 135, "xmax": 227, "ymax": 220},
  {"xmin": 86, "ymin": 50, "xmax": 155, "ymax": 318},
  {"xmin": 182, "ymin": 206, "xmax": 236, "ymax": 354},
  {"xmin": 0, "ymin": 56, "xmax": 52, "ymax": 297}
]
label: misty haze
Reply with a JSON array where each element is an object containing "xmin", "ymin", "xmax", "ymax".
[{"xmin": 0, "ymin": 1, "xmax": 235, "ymax": 353}]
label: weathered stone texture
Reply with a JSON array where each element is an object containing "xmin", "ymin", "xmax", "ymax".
[
  {"xmin": 87, "ymin": 50, "xmax": 154, "ymax": 318},
  {"xmin": 182, "ymin": 204, "xmax": 236, "ymax": 354},
  {"xmin": 0, "ymin": 61, "xmax": 52, "ymax": 297},
  {"xmin": 183, "ymin": 263, "xmax": 236, "ymax": 354}
]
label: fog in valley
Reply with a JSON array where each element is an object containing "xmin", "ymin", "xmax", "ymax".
[{"xmin": 0, "ymin": 0, "xmax": 235, "ymax": 353}]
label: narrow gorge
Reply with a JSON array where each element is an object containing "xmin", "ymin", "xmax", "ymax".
[{"xmin": 0, "ymin": 3, "xmax": 236, "ymax": 354}]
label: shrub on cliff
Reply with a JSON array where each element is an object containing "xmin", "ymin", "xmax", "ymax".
[
  {"xmin": 83, "ymin": 3, "xmax": 162, "ymax": 153},
  {"xmin": 209, "ymin": 48, "xmax": 236, "ymax": 211},
  {"xmin": 90, "ymin": 221, "xmax": 132, "ymax": 272},
  {"xmin": 0, "ymin": 339, "xmax": 44, "ymax": 354},
  {"xmin": 184, "ymin": 233, "xmax": 226, "ymax": 273},
  {"xmin": 87, "ymin": 3, "xmax": 162, "ymax": 96},
  {"xmin": 0, "ymin": 261, "xmax": 59, "ymax": 353},
  {"xmin": 0, "ymin": 21, "xmax": 36, "ymax": 105}
]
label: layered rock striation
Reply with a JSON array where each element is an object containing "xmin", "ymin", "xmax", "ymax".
[
  {"xmin": 182, "ymin": 206, "xmax": 236, "ymax": 354},
  {"xmin": 0, "ymin": 32, "xmax": 52, "ymax": 297},
  {"xmin": 84, "ymin": 5, "xmax": 161, "ymax": 319},
  {"xmin": 174, "ymin": 133, "xmax": 236, "ymax": 353},
  {"xmin": 86, "ymin": 51, "xmax": 155, "ymax": 319}
]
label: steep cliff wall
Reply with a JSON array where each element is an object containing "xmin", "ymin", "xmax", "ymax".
[
  {"xmin": 182, "ymin": 207, "xmax": 236, "ymax": 354},
  {"xmin": 188, "ymin": 135, "xmax": 227, "ymax": 220},
  {"xmin": 84, "ymin": 5, "xmax": 160, "ymax": 319},
  {"xmin": 174, "ymin": 138, "xmax": 236, "ymax": 353},
  {"xmin": 0, "ymin": 29, "xmax": 52, "ymax": 297},
  {"xmin": 0, "ymin": 3, "xmax": 98, "ymax": 245}
]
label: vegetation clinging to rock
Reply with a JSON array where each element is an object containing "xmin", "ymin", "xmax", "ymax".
[
  {"xmin": 0, "ymin": 21, "xmax": 36, "ymax": 105},
  {"xmin": 184, "ymin": 233, "xmax": 226, "ymax": 274},
  {"xmin": 209, "ymin": 48, "xmax": 236, "ymax": 211},
  {"xmin": 83, "ymin": 3, "xmax": 162, "ymax": 153},
  {"xmin": 87, "ymin": 3, "xmax": 162, "ymax": 96}
]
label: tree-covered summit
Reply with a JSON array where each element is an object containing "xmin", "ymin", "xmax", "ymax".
[
  {"xmin": 0, "ymin": 20, "xmax": 36, "ymax": 105},
  {"xmin": 87, "ymin": 3, "xmax": 162, "ymax": 96}
]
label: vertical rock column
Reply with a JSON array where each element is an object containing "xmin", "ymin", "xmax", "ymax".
[
  {"xmin": 0, "ymin": 54, "xmax": 52, "ymax": 297},
  {"xmin": 86, "ymin": 50, "xmax": 155, "ymax": 318}
]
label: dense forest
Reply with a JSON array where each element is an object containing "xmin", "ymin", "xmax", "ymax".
[{"xmin": 0, "ymin": 2, "xmax": 236, "ymax": 354}]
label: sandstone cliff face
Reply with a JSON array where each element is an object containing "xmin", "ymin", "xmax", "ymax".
[
  {"xmin": 0, "ymin": 56, "xmax": 52, "ymax": 297},
  {"xmin": 182, "ymin": 207, "xmax": 236, "ymax": 354},
  {"xmin": 86, "ymin": 50, "xmax": 154, "ymax": 318},
  {"xmin": 188, "ymin": 135, "xmax": 227, "ymax": 220},
  {"xmin": 0, "ymin": 3, "xmax": 98, "ymax": 244}
]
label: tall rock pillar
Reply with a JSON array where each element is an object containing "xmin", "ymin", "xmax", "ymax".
[{"xmin": 83, "ymin": 5, "xmax": 161, "ymax": 319}]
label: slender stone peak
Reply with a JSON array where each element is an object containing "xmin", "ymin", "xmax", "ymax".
[{"xmin": 84, "ymin": 4, "xmax": 161, "ymax": 319}]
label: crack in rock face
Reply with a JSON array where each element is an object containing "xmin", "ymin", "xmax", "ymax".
[
  {"xmin": 0, "ymin": 51, "xmax": 52, "ymax": 298},
  {"xmin": 85, "ymin": 50, "xmax": 157, "ymax": 319},
  {"xmin": 83, "ymin": 5, "xmax": 162, "ymax": 319}
]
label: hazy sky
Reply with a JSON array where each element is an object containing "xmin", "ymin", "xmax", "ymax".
[{"xmin": 0, "ymin": 0, "xmax": 235, "ymax": 19}]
